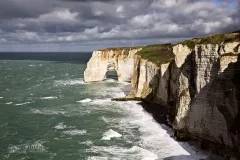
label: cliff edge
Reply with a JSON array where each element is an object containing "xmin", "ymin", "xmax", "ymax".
[{"xmin": 84, "ymin": 32, "xmax": 240, "ymax": 157}]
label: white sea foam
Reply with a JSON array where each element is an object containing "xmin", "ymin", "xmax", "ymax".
[
  {"xmin": 112, "ymin": 101, "xmax": 210, "ymax": 159},
  {"xmin": 79, "ymin": 140, "xmax": 93, "ymax": 146},
  {"xmin": 77, "ymin": 98, "xmax": 91, "ymax": 103},
  {"xmin": 54, "ymin": 122, "xmax": 67, "ymax": 130},
  {"xmin": 63, "ymin": 129, "xmax": 87, "ymax": 136},
  {"xmin": 0, "ymin": 97, "xmax": 3, "ymax": 99},
  {"xmin": 40, "ymin": 96, "xmax": 57, "ymax": 100},
  {"xmin": 54, "ymin": 79, "xmax": 85, "ymax": 86},
  {"xmin": 90, "ymin": 98, "xmax": 111, "ymax": 105},
  {"xmin": 29, "ymin": 64, "xmax": 36, "ymax": 67},
  {"xmin": 31, "ymin": 109, "xmax": 65, "ymax": 115},
  {"xmin": 86, "ymin": 84, "xmax": 210, "ymax": 159},
  {"xmin": 6, "ymin": 102, "xmax": 13, "ymax": 105},
  {"xmin": 104, "ymin": 79, "xmax": 117, "ymax": 83},
  {"xmin": 54, "ymin": 122, "xmax": 75, "ymax": 130},
  {"xmin": 87, "ymin": 145, "xmax": 158, "ymax": 160},
  {"xmin": 101, "ymin": 129, "xmax": 122, "ymax": 140},
  {"xmin": 15, "ymin": 102, "xmax": 31, "ymax": 106}
]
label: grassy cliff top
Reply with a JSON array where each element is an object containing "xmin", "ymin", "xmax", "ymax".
[
  {"xmin": 181, "ymin": 32, "xmax": 240, "ymax": 49},
  {"xmin": 99, "ymin": 46, "xmax": 143, "ymax": 52},
  {"xmin": 95, "ymin": 32, "xmax": 239, "ymax": 66},
  {"xmin": 136, "ymin": 44, "xmax": 175, "ymax": 66}
]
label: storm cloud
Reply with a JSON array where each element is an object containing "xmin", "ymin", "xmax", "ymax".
[{"xmin": 0, "ymin": 0, "xmax": 239, "ymax": 51}]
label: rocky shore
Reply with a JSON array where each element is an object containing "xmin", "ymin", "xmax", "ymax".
[{"xmin": 84, "ymin": 31, "xmax": 240, "ymax": 159}]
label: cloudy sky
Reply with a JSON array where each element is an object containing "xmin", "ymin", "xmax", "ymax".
[{"xmin": 0, "ymin": 0, "xmax": 239, "ymax": 52}]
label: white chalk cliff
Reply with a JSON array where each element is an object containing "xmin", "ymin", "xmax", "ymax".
[
  {"xmin": 84, "ymin": 32, "xmax": 240, "ymax": 157},
  {"xmin": 84, "ymin": 48, "xmax": 142, "ymax": 82}
]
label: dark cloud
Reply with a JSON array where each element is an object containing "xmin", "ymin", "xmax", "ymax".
[{"xmin": 0, "ymin": 0, "xmax": 239, "ymax": 51}]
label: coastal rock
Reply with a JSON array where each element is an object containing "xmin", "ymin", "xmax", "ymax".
[
  {"xmin": 84, "ymin": 32, "xmax": 240, "ymax": 157},
  {"xmin": 128, "ymin": 37, "xmax": 240, "ymax": 155},
  {"xmin": 84, "ymin": 48, "xmax": 142, "ymax": 82}
]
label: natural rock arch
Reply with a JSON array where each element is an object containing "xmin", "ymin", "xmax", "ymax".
[
  {"xmin": 105, "ymin": 62, "xmax": 118, "ymax": 80},
  {"xmin": 84, "ymin": 48, "xmax": 142, "ymax": 83}
]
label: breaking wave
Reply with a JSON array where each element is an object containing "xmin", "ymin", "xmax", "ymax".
[
  {"xmin": 101, "ymin": 129, "xmax": 122, "ymax": 140},
  {"xmin": 15, "ymin": 102, "xmax": 31, "ymax": 106},
  {"xmin": 77, "ymin": 98, "xmax": 91, "ymax": 103},
  {"xmin": 54, "ymin": 122, "xmax": 75, "ymax": 130},
  {"xmin": 54, "ymin": 79, "xmax": 85, "ymax": 86},
  {"xmin": 31, "ymin": 109, "xmax": 65, "ymax": 115},
  {"xmin": 63, "ymin": 129, "xmax": 87, "ymax": 136},
  {"xmin": 87, "ymin": 145, "xmax": 158, "ymax": 160},
  {"xmin": 40, "ymin": 96, "xmax": 57, "ymax": 100}
]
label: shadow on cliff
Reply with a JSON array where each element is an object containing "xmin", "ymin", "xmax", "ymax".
[
  {"xmin": 133, "ymin": 50, "xmax": 240, "ymax": 159},
  {"xmin": 174, "ymin": 53, "xmax": 240, "ymax": 158},
  {"xmin": 130, "ymin": 56, "xmax": 206, "ymax": 159}
]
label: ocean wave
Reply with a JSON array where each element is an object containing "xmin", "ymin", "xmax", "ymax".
[
  {"xmin": 101, "ymin": 129, "xmax": 122, "ymax": 140},
  {"xmin": 87, "ymin": 89, "xmax": 208, "ymax": 159},
  {"xmin": 89, "ymin": 98, "xmax": 112, "ymax": 104},
  {"xmin": 31, "ymin": 109, "xmax": 65, "ymax": 115},
  {"xmin": 79, "ymin": 140, "xmax": 93, "ymax": 146},
  {"xmin": 40, "ymin": 96, "xmax": 57, "ymax": 100},
  {"xmin": 77, "ymin": 98, "xmax": 91, "ymax": 103},
  {"xmin": 103, "ymin": 87, "xmax": 126, "ymax": 98},
  {"xmin": 15, "ymin": 102, "xmax": 31, "ymax": 106},
  {"xmin": 54, "ymin": 122, "xmax": 75, "ymax": 130},
  {"xmin": 78, "ymin": 98, "xmax": 112, "ymax": 107},
  {"xmin": 6, "ymin": 102, "xmax": 13, "ymax": 105},
  {"xmin": 54, "ymin": 79, "xmax": 85, "ymax": 86},
  {"xmin": 0, "ymin": 97, "xmax": 3, "ymax": 99},
  {"xmin": 87, "ymin": 145, "xmax": 158, "ymax": 160},
  {"xmin": 29, "ymin": 64, "xmax": 36, "ymax": 67},
  {"xmin": 63, "ymin": 129, "xmax": 87, "ymax": 136},
  {"xmin": 104, "ymin": 79, "xmax": 117, "ymax": 83},
  {"xmin": 100, "ymin": 116, "xmax": 110, "ymax": 123},
  {"xmin": 108, "ymin": 101, "xmax": 210, "ymax": 159}
]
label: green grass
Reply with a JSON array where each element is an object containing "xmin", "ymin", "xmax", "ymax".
[
  {"xmin": 136, "ymin": 44, "xmax": 175, "ymax": 66},
  {"xmin": 99, "ymin": 46, "xmax": 143, "ymax": 53},
  {"xmin": 181, "ymin": 40, "xmax": 196, "ymax": 49},
  {"xmin": 180, "ymin": 33, "xmax": 240, "ymax": 49}
]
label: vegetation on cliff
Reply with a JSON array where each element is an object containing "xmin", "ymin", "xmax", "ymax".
[
  {"xmin": 181, "ymin": 32, "xmax": 240, "ymax": 49},
  {"xmin": 100, "ymin": 46, "xmax": 143, "ymax": 54},
  {"xmin": 136, "ymin": 43, "xmax": 175, "ymax": 66}
]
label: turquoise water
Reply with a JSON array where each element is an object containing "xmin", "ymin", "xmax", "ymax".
[{"xmin": 0, "ymin": 57, "xmax": 211, "ymax": 160}]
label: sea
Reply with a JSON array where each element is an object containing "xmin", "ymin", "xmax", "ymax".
[{"xmin": 0, "ymin": 52, "xmax": 217, "ymax": 160}]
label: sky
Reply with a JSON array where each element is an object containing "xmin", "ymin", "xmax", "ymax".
[{"xmin": 0, "ymin": 0, "xmax": 239, "ymax": 52}]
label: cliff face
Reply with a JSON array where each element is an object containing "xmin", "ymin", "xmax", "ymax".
[
  {"xmin": 84, "ymin": 32, "xmax": 240, "ymax": 155},
  {"xmin": 84, "ymin": 47, "xmax": 142, "ymax": 82},
  {"xmin": 128, "ymin": 33, "xmax": 240, "ymax": 154}
]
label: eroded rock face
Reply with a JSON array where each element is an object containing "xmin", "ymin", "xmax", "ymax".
[
  {"xmin": 84, "ymin": 48, "xmax": 142, "ymax": 82},
  {"xmin": 84, "ymin": 32, "xmax": 240, "ymax": 155},
  {"xmin": 128, "ymin": 41, "xmax": 240, "ymax": 153}
]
